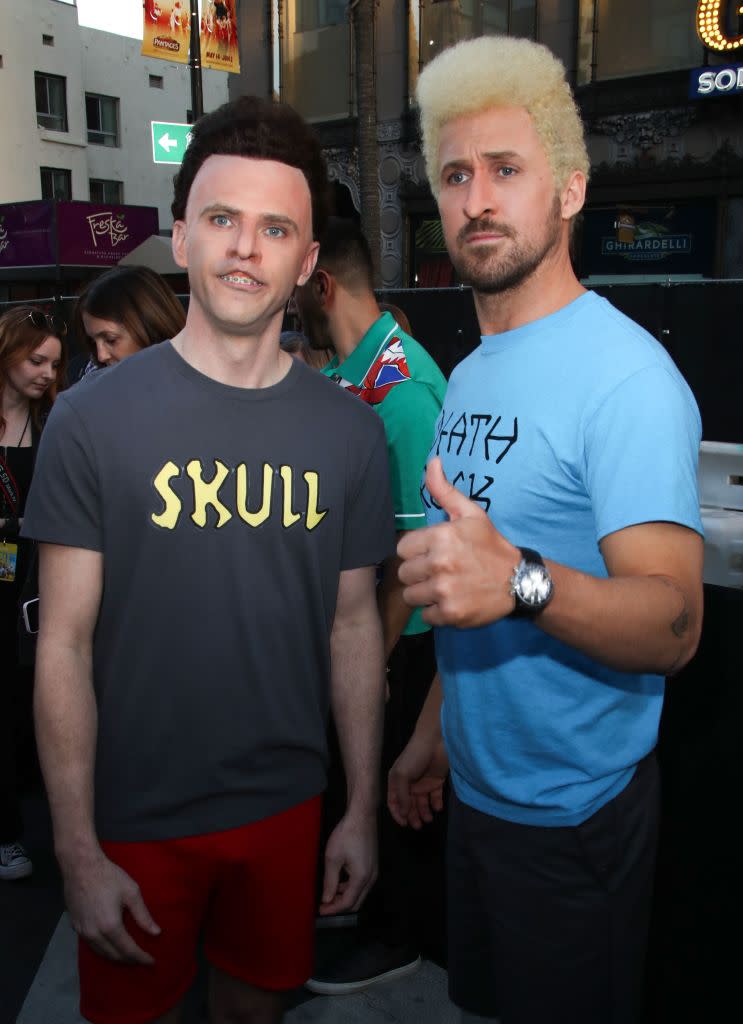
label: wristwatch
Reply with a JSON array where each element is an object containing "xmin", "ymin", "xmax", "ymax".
[{"xmin": 509, "ymin": 547, "xmax": 554, "ymax": 618}]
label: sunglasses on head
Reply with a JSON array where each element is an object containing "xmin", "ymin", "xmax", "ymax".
[{"xmin": 26, "ymin": 310, "xmax": 67, "ymax": 337}]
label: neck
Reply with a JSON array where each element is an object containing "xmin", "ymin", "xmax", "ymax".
[
  {"xmin": 172, "ymin": 304, "xmax": 292, "ymax": 389},
  {"xmin": 2, "ymin": 386, "xmax": 30, "ymax": 419},
  {"xmin": 329, "ymin": 292, "xmax": 383, "ymax": 362},
  {"xmin": 473, "ymin": 245, "xmax": 585, "ymax": 336}
]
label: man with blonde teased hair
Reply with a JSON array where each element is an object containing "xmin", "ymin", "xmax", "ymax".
[{"xmin": 388, "ymin": 35, "xmax": 704, "ymax": 1024}]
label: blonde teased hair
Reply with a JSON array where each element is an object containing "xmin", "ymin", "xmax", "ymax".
[{"xmin": 417, "ymin": 35, "xmax": 590, "ymax": 198}]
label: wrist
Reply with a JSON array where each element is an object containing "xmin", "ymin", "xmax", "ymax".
[
  {"xmin": 343, "ymin": 797, "xmax": 379, "ymax": 824},
  {"xmin": 54, "ymin": 833, "xmax": 102, "ymax": 873}
]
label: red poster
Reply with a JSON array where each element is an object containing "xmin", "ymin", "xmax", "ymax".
[
  {"xmin": 200, "ymin": 1, "xmax": 240, "ymax": 74},
  {"xmin": 142, "ymin": 0, "xmax": 190, "ymax": 65}
]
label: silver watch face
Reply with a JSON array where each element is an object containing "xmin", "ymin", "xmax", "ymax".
[{"xmin": 513, "ymin": 563, "xmax": 553, "ymax": 608}]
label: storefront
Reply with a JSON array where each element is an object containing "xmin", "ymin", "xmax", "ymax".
[{"xmin": 0, "ymin": 199, "xmax": 159, "ymax": 302}]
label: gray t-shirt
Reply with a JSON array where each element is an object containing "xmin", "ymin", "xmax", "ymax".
[{"xmin": 23, "ymin": 343, "xmax": 395, "ymax": 841}]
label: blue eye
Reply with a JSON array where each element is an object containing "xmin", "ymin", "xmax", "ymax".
[
  {"xmin": 447, "ymin": 171, "xmax": 468, "ymax": 186},
  {"xmin": 212, "ymin": 214, "xmax": 232, "ymax": 227},
  {"xmin": 498, "ymin": 166, "xmax": 517, "ymax": 177},
  {"xmin": 265, "ymin": 225, "xmax": 286, "ymax": 238}
]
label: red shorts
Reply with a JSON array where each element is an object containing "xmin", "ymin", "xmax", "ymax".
[{"xmin": 79, "ymin": 796, "xmax": 321, "ymax": 1024}]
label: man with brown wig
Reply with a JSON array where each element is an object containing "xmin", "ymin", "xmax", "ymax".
[
  {"xmin": 389, "ymin": 35, "xmax": 704, "ymax": 1024},
  {"xmin": 23, "ymin": 97, "xmax": 394, "ymax": 1024}
]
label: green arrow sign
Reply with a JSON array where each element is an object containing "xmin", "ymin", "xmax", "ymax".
[{"xmin": 151, "ymin": 121, "xmax": 192, "ymax": 166}]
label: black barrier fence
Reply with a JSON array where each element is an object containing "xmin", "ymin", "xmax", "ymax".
[
  {"xmin": 2, "ymin": 280, "xmax": 741, "ymax": 441},
  {"xmin": 377, "ymin": 280, "xmax": 743, "ymax": 444}
]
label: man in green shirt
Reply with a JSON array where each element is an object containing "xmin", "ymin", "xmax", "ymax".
[{"xmin": 295, "ymin": 218, "xmax": 447, "ymax": 993}]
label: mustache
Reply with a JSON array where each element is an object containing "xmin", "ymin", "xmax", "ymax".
[{"xmin": 457, "ymin": 219, "xmax": 515, "ymax": 244}]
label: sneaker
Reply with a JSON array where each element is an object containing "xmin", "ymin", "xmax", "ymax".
[
  {"xmin": 306, "ymin": 938, "xmax": 421, "ymax": 995},
  {"xmin": 0, "ymin": 841, "xmax": 33, "ymax": 881}
]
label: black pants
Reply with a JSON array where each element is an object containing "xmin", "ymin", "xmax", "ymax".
[
  {"xmin": 448, "ymin": 754, "xmax": 660, "ymax": 1024},
  {"xmin": 0, "ymin": 613, "xmax": 32, "ymax": 843},
  {"xmin": 321, "ymin": 630, "xmax": 447, "ymax": 960}
]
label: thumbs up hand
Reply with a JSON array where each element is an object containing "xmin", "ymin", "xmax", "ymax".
[{"xmin": 397, "ymin": 457, "xmax": 521, "ymax": 628}]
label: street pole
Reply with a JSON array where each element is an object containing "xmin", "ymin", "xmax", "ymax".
[{"xmin": 189, "ymin": 0, "xmax": 204, "ymax": 121}]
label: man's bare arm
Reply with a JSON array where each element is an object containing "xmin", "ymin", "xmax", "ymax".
[
  {"xmin": 35, "ymin": 543, "xmax": 159, "ymax": 963},
  {"xmin": 320, "ymin": 565, "xmax": 385, "ymax": 915},
  {"xmin": 399, "ymin": 458, "xmax": 703, "ymax": 677},
  {"xmin": 542, "ymin": 521, "xmax": 703, "ymax": 676},
  {"xmin": 388, "ymin": 673, "xmax": 448, "ymax": 829},
  {"xmin": 35, "ymin": 544, "xmax": 102, "ymax": 865},
  {"xmin": 377, "ymin": 542, "xmax": 413, "ymax": 661}
]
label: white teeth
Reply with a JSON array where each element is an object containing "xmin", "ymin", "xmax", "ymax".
[{"xmin": 221, "ymin": 274, "xmax": 260, "ymax": 286}]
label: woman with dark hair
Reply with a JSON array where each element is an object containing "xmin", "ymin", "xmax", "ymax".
[
  {"xmin": 0, "ymin": 306, "xmax": 66, "ymax": 880},
  {"xmin": 74, "ymin": 265, "xmax": 186, "ymax": 371}
]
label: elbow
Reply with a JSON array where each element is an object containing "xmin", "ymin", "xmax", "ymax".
[{"xmin": 665, "ymin": 613, "xmax": 703, "ymax": 678}]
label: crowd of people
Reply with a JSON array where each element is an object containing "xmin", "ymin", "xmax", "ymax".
[{"xmin": 0, "ymin": 32, "xmax": 704, "ymax": 1024}]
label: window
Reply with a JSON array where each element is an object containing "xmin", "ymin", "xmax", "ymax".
[
  {"xmin": 149, "ymin": 74, "xmax": 163, "ymax": 88},
  {"xmin": 40, "ymin": 167, "xmax": 71, "ymax": 201},
  {"xmin": 579, "ymin": 0, "xmax": 704, "ymax": 82},
  {"xmin": 35, "ymin": 71, "xmax": 67, "ymax": 131},
  {"xmin": 419, "ymin": 1, "xmax": 537, "ymax": 69},
  {"xmin": 86, "ymin": 94, "xmax": 119, "ymax": 147},
  {"xmin": 296, "ymin": 0, "xmax": 346, "ymax": 32},
  {"xmin": 42, "ymin": 34, "xmax": 54, "ymax": 46},
  {"xmin": 89, "ymin": 179, "xmax": 123, "ymax": 204}
]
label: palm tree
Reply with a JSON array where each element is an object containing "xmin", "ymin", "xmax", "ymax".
[{"xmin": 350, "ymin": 0, "xmax": 381, "ymax": 285}]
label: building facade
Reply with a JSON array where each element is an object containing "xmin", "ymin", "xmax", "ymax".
[
  {"xmin": 0, "ymin": 0, "xmax": 229, "ymax": 232},
  {"xmin": 229, "ymin": 0, "xmax": 743, "ymax": 287}
]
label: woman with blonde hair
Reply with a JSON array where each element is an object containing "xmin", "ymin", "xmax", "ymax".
[{"xmin": 0, "ymin": 306, "xmax": 66, "ymax": 880}]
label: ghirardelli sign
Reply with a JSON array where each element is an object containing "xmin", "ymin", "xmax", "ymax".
[{"xmin": 86, "ymin": 211, "xmax": 129, "ymax": 249}]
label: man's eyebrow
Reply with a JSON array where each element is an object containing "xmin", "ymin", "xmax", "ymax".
[
  {"xmin": 440, "ymin": 150, "xmax": 522, "ymax": 178},
  {"xmin": 259, "ymin": 212, "xmax": 299, "ymax": 232},
  {"xmin": 197, "ymin": 204, "xmax": 299, "ymax": 233},
  {"xmin": 482, "ymin": 150, "xmax": 521, "ymax": 162},
  {"xmin": 199, "ymin": 202, "xmax": 241, "ymax": 217}
]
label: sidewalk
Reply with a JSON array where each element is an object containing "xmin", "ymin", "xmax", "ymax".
[{"xmin": 16, "ymin": 914, "xmax": 458, "ymax": 1024}]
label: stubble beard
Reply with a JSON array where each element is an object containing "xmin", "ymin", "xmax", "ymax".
[
  {"xmin": 300, "ymin": 302, "xmax": 334, "ymax": 352},
  {"xmin": 450, "ymin": 195, "xmax": 563, "ymax": 297}
]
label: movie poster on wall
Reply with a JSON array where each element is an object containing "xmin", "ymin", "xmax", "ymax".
[
  {"xmin": 200, "ymin": 1, "xmax": 240, "ymax": 73},
  {"xmin": 142, "ymin": 0, "xmax": 191, "ymax": 64}
]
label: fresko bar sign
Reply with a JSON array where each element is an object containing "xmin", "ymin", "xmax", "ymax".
[
  {"xmin": 689, "ymin": 62, "xmax": 743, "ymax": 97},
  {"xmin": 695, "ymin": 1, "xmax": 743, "ymax": 52}
]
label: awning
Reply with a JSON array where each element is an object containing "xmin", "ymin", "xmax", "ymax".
[{"xmin": 118, "ymin": 234, "xmax": 182, "ymax": 275}]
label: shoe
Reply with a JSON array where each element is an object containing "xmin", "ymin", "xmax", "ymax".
[
  {"xmin": 306, "ymin": 938, "xmax": 421, "ymax": 994},
  {"xmin": 0, "ymin": 841, "xmax": 33, "ymax": 880}
]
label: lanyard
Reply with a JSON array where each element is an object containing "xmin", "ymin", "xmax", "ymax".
[
  {"xmin": 0, "ymin": 408, "xmax": 31, "ymax": 514},
  {"xmin": 16, "ymin": 409, "xmax": 31, "ymax": 447}
]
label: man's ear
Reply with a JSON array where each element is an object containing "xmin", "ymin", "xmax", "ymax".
[
  {"xmin": 171, "ymin": 220, "xmax": 188, "ymax": 270},
  {"xmin": 313, "ymin": 268, "xmax": 334, "ymax": 307},
  {"xmin": 560, "ymin": 170, "xmax": 586, "ymax": 221},
  {"xmin": 296, "ymin": 240, "xmax": 320, "ymax": 287}
]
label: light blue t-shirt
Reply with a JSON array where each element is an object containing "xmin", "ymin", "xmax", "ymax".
[{"xmin": 425, "ymin": 291, "xmax": 702, "ymax": 827}]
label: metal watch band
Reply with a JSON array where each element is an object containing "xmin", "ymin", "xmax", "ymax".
[{"xmin": 509, "ymin": 546, "xmax": 550, "ymax": 618}]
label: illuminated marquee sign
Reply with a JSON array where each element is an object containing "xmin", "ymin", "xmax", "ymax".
[
  {"xmin": 690, "ymin": 62, "xmax": 743, "ymax": 96},
  {"xmin": 696, "ymin": 1, "xmax": 743, "ymax": 52}
]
